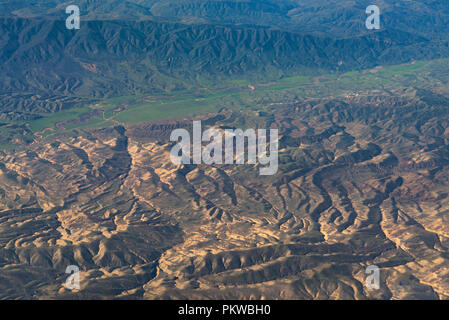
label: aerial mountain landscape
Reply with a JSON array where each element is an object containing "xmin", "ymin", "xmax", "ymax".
[{"xmin": 1, "ymin": 0, "xmax": 449, "ymax": 300}]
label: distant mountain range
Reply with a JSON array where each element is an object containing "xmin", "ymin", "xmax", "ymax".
[
  {"xmin": 1, "ymin": 13, "xmax": 449, "ymax": 116},
  {"xmin": 2, "ymin": 0, "xmax": 449, "ymax": 116},
  {"xmin": 2, "ymin": 0, "xmax": 449, "ymax": 38}
]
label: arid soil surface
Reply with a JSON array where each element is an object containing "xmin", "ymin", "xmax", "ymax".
[{"xmin": 1, "ymin": 89, "xmax": 449, "ymax": 299}]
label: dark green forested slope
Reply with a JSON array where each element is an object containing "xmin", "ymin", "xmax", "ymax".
[{"xmin": 0, "ymin": 16, "xmax": 447, "ymax": 116}]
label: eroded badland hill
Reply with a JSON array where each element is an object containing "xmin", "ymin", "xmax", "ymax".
[{"xmin": 1, "ymin": 89, "xmax": 449, "ymax": 299}]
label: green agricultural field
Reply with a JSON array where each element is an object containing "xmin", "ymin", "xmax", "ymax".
[
  {"xmin": 29, "ymin": 106, "xmax": 93, "ymax": 133},
  {"xmin": 3, "ymin": 58, "xmax": 442, "ymax": 149}
]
